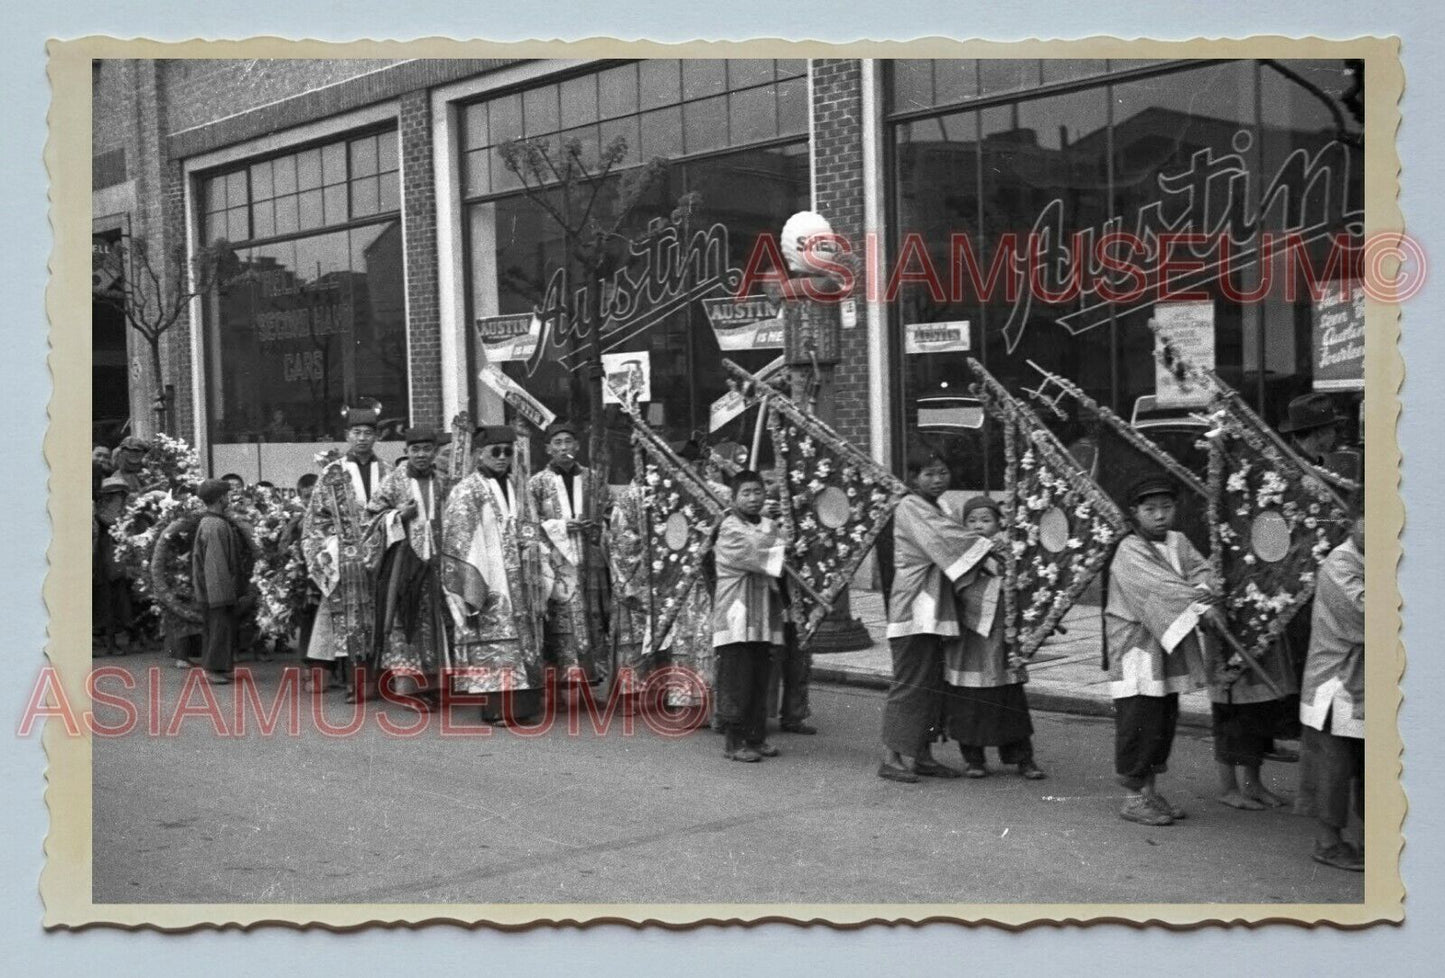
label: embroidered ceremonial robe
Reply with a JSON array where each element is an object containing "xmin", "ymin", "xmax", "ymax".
[
  {"xmin": 605, "ymin": 484, "xmax": 660, "ymax": 693},
  {"xmin": 943, "ymin": 552, "xmax": 1024, "ymax": 688},
  {"xmin": 301, "ymin": 454, "xmax": 389, "ymax": 663},
  {"xmin": 711, "ymin": 513, "xmax": 787, "ymax": 647},
  {"xmin": 367, "ymin": 465, "xmax": 453, "ymax": 686},
  {"xmin": 442, "ymin": 471, "xmax": 544, "ymax": 694},
  {"xmin": 1301, "ymin": 538, "xmax": 1365, "ymax": 739},
  {"xmin": 886, "ymin": 494, "xmax": 992, "ymax": 640},
  {"xmin": 1104, "ymin": 531, "xmax": 1213, "ymax": 698},
  {"xmin": 528, "ymin": 465, "xmax": 611, "ymax": 681}
]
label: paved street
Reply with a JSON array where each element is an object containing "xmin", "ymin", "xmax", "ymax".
[{"xmin": 90, "ymin": 652, "xmax": 1362, "ymax": 907}]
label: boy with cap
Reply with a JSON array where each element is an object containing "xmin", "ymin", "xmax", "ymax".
[
  {"xmin": 942, "ymin": 496, "xmax": 1045, "ymax": 779},
  {"xmin": 442, "ymin": 424, "xmax": 546, "ymax": 722},
  {"xmin": 1104, "ymin": 475, "xmax": 1225, "ymax": 825},
  {"xmin": 879, "ymin": 454, "xmax": 992, "ymax": 783},
  {"xmin": 1299, "ymin": 497, "xmax": 1366, "ymax": 872},
  {"xmin": 711, "ymin": 470, "xmax": 788, "ymax": 762},
  {"xmin": 367, "ymin": 426, "xmax": 454, "ymax": 710},
  {"xmin": 529, "ymin": 420, "xmax": 610, "ymax": 695},
  {"xmin": 93, "ymin": 475, "xmax": 134, "ymax": 655},
  {"xmin": 192, "ymin": 478, "xmax": 253, "ymax": 684}
]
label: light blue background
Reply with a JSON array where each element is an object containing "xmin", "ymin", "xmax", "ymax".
[{"xmin": 3, "ymin": 2, "xmax": 1441, "ymax": 972}]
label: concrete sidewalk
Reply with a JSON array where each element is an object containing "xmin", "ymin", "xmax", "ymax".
[{"xmin": 811, "ymin": 589, "xmax": 1212, "ymax": 728}]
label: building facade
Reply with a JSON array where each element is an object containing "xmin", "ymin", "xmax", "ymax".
[{"xmin": 93, "ymin": 57, "xmax": 1365, "ymax": 488}]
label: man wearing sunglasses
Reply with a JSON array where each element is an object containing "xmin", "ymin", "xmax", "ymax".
[
  {"xmin": 528, "ymin": 420, "xmax": 611, "ymax": 698},
  {"xmin": 442, "ymin": 425, "xmax": 546, "ymax": 723}
]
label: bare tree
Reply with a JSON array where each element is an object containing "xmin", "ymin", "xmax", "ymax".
[
  {"xmin": 95, "ymin": 231, "xmax": 240, "ymax": 434},
  {"xmin": 496, "ymin": 133, "xmax": 674, "ymax": 483}
]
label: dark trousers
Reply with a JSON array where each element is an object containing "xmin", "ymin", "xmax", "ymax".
[
  {"xmin": 769, "ymin": 638, "xmax": 812, "ymax": 724},
  {"xmin": 1304, "ymin": 724, "xmax": 1364, "ymax": 831},
  {"xmin": 200, "ymin": 605, "xmax": 240, "ymax": 674},
  {"xmin": 1114, "ymin": 693, "xmax": 1179, "ymax": 790},
  {"xmin": 961, "ymin": 740, "xmax": 1034, "ymax": 766},
  {"xmin": 1211, "ymin": 700, "xmax": 1277, "ymax": 766},
  {"xmin": 881, "ymin": 634, "xmax": 945, "ymax": 757},
  {"xmin": 715, "ymin": 642, "xmax": 773, "ymax": 746}
]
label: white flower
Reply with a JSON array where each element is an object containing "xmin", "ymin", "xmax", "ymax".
[
  {"xmin": 1011, "ymin": 540, "xmax": 1027, "ymax": 556},
  {"xmin": 1304, "ymin": 516, "xmax": 1318, "ymax": 529},
  {"xmin": 1066, "ymin": 537, "xmax": 1083, "ymax": 550},
  {"xmin": 1226, "ymin": 471, "xmax": 1248, "ymax": 493},
  {"xmin": 1243, "ymin": 554, "xmax": 1256, "ymax": 565}
]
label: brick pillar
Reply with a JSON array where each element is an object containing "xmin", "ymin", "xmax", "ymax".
[
  {"xmin": 807, "ymin": 59, "xmax": 874, "ymax": 652},
  {"xmin": 400, "ymin": 90, "xmax": 444, "ymax": 428}
]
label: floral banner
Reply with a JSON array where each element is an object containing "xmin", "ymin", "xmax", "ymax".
[
  {"xmin": 1205, "ymin": 397, "xmax": 1352, "ymax": 662},
  {"xmin": 968, "ymin": 359, "xmax": 1128, "ymax": 662},
  {"xmin": 630, "ymin": 429, "xmax": 728, "ymax": 655},
  {"xmin": 759, "ymin": 383, "xmax": 910, "ymax": 649}
]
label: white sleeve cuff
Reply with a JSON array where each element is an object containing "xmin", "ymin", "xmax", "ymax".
[
  {"xmin": 762, "ymin": 543, "xmax": 785, "ymax": 579},
  {"xmin": 1161, "ymin": 600, "xmax": 1209, "ymax": 653},
  {"xmin": 945, "ymin": 537, "xmax": 993, "ymax": 582}
]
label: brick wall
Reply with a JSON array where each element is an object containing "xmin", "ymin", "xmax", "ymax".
[
  {"xmin": 162, "ymin": 59, "xmax": 400, "ymax": 134},
  {"xmin": 810, "ymin": 59, "xmax": 871, "ymax": 452},
  {"xmin": 400, "ymin": 90, "xmax": 444, "ymax": 428}
]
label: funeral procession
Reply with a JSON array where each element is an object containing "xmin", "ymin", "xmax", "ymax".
[{"xmin": 84, "ymin": 57, "xmax": 1372, "ymax": 905}]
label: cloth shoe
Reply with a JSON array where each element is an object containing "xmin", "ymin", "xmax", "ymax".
[
  {"xmin": 1147, "ymin": 792, "xmax": 1187, "ymax": 820},
  {"xmin": 915, "ymin": 758, "xmax": 964, "ymax": 778},
  {"xmin": 1311, "ymin": 841, "xmax": 1364, "ymax": 872},
  {"xmin": 877, "ymin": 761, "xmax": 919, "ymax": 783},
  {"xmin": 725, "ymin": 746, "xmax": 763, "ymax": 762},
  {"xmin": 780, "ymin": 721, "xmax": 818, "ymax": 735},
  {"xmin": 1120, "ymin": 795, "xmax": 1174, "ymax": 826},
  {"xmin": 750, "ymin": 742, "xmax": 781, "ymax": 758},
  {"xmin": 1017, "ymin": 761, "xmax": 1047, "ymax": 780}
]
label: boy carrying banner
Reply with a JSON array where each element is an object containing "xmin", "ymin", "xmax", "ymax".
[
  {"xmin": 711, "ymin": 470, "xmax": 788, "ymax": 763},
  {"xmin": 1104, "ymin": 476, "xmax": 1224, "ymax": 826},
  {"xmin": 942, "ymin": 496, "xmax": 1046, "ymax": 780}
]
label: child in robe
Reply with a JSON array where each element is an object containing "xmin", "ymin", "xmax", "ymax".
[
  {"xmin": 711, "ymin": 470, "xmax": 788, "ymax": 763},
  {"xmin": 1104, "ymin": 475, "xmax": 1224, "ymax": 826},
  {"xmin": 942, "ymin": 496, "xmax": 1045, "ymax": 779},
  {"xmin": 1299, "ymin": 500, "xmax": 1365, "ymax": 872}
]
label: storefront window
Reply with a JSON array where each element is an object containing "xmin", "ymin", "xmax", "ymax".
[
  {"xmin": 461, "ymin": 61, "xmax": 810, "ymax": 477},
  {"xmin": 198, "ymin": 127, "xmax": 407, "ymax": 483},
  {"xmin": 888, "ymin": 59, "xmax": 1364, "ymax": 487}
]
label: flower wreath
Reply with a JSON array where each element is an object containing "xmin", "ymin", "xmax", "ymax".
[{"xmin": 149, "ymin": 511, "xmax": 205, "ymax": 625}]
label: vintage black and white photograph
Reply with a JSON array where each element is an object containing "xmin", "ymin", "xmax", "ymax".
[{"xmin": 55, "ymin": 40, "xmax": 1402, "ymax": 925}]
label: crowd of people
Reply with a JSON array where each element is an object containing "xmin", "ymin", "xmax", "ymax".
[{"xmin": 91, "ymin": 390, "xmax": 1366, "ymax": 875}]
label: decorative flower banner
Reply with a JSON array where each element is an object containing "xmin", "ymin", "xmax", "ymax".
[
  {"xmin": 724, "ymin": 359, "xmax": 910, "ymax": 649},
  {"xmin": 1204, "ymin": 390, "xmax": 1352, "ymax": 664},
  {"xmin": 967, "ymin": 359, "xmax": 1128, "ymax": 663},
  {"xmin": 615, "ymin": 399, "xmax": 728, "ymax": 654},
  {"xmin": 1153, "ymin": 326, "xmax": 1353, "ymax": 664},
  {"xmin": 1021, "ymin": 360, "xmax": 1212, "ymax": 555}
]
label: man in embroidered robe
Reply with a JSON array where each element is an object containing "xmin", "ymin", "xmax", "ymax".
[
  {"xmin": 1300, "ymin": 501, "xmax": 1365, "ymax": 872},
  {"xmin": 878, "ymin": 453, "xmax": 992, "ymax": 783},
  {"xmin": 942, "ymin": 496, "xmax": 1045, "ymax": 779},
  {"xmin": 712, "ymin": 470, "xmax": 788, "ymax": 763},
  {"xmin": 302, "ymin": 404, "xmax": 390, "ymax": 703},
  {"xmin": 442, "ymin": 425, "xmax": 546, "ymax": 722},
  {"xmin": 1104, "ymin": 475, "xmax": 1225, "ymax": 826},
  {"xmin": 367, "ymin": 426, "xmax": 452, "ymax": 711},
  {"xmin": 191, "ymin": 479, "xmax": 253, "ymax": 685},
  {"xmin": 528, "ymin": 420, "xmax": 611, "ymax": 693}
]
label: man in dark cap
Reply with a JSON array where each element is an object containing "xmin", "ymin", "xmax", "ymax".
[
  {"xmin": 442, "ymin": 424, "xmax": 546, "ymax": 722},
  {"xmin": 301, "ymin": 404, "xmax": 391, "ymax": 702},
  {"xmin": 1279, "ymin": 393, "xmax": 1342, "ymax": 468},
  {"xmin": 192, "ymin": 478, "xmax": 253, "ymax": 685},
  {"xmin": 366, "ymin": 425, "xmax": 454, "ymax": 710},
  {"xmin": 113, "ymin": 436, "xmax": 152, "ymax": 493},
  {"xmin": 93, "ymin": 475, "xmax": 134, "ymax": 655},
  {"xmin": 1103, "ymin": 475, "xmax": 1225, "ymax": 825},
  {"xmin": 528, "ymin": 419, "xmax": 611, "ymax": 698}
]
